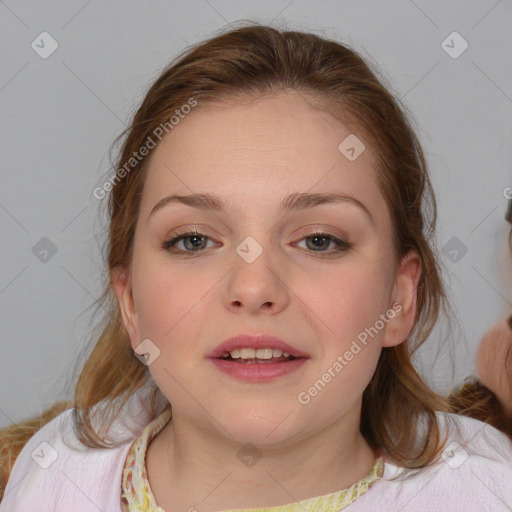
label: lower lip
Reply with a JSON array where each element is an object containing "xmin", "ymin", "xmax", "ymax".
[{"xmin": 208, "ymin": 357, "xmax": 308, "ymax": 382}]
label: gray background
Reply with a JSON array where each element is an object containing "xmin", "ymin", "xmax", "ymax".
[{"xmin": 1, "ymin": 0, "xmax": 511, "ymax": 428}]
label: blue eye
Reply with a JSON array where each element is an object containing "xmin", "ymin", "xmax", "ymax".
[
  {"xmin": 295, "ymin": 232, "xmax": 353, "ymax": 254},
  {"xmin": 162, "ymin": 232, "xmax": 214, "ymax": 253},
  {"xmin": 161, "ymin": 230, "xmax": 353, "ymax": 257}
]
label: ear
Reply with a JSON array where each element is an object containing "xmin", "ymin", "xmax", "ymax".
[
  {"xmin": 382, "ymin": 249, "xmax": 422, "ymax": 348},
  {"xmin": 111, "ymin": 266, "xmax": 139, "ymax": 348}
]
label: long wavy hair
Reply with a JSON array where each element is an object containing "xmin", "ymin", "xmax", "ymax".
[{"xmin": 2, "ymin": 22, "xmax": 491, "ymax": 496}]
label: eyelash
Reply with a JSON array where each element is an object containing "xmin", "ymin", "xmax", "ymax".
[{"xmin": 161, "ymin": 230, "xmax": 353, "ymax": 257}]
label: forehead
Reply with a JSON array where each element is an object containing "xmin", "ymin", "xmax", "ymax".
[{"xmin": 141, "ymin": 91, "xmax": 385, "ymax": 217}]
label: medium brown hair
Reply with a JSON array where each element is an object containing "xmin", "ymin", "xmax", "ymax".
[
  {"xmin": 2, "ymin": 22, "xmax": 467, "ymax": 494},
  {"xmin": 448, "ymin": 377, "xmax": 512, "ymax": 439}
]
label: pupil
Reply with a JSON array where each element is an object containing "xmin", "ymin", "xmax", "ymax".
[
  {"xmin": 308, "ymin": 235, "xmax": 328, "ymax": 250},
  {"xmin": 186, "ymin": 235, "xmax": 205, "ymax": 250}
]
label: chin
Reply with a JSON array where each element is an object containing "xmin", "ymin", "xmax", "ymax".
[{"xmin": 216, "ymin": 405, "xmax": 301, "ymax": 446}]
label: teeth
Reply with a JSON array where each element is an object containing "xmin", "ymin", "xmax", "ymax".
[
  {"xmin": 240, "ymin": 348, "xmax": 256, "ymax": 359},
  {"xmin": 221, "ymin": 347, "xmax": 292, "ymax": 359}
]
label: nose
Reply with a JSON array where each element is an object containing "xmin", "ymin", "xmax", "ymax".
[{"xmin": 223, "ymin": 241, "xmax": 290, "ymax": 315}]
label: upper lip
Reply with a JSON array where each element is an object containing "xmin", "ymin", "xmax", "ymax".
[{"xmin": 207, "ymin": 334, "xmax": 310, "ymax": 359}]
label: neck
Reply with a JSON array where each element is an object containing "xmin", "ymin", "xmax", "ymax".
[{"xmin": 146, "ymin": 403, "xmax": 379, "ymax": 511}]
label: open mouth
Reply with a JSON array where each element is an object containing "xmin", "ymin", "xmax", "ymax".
[
  {"xmin": 218, "ymin": 354, "xmax": 298, "ymax": 364},
  {"xmin": 210, "ymin": 350, "xmax": 308, "ymax": 381}
]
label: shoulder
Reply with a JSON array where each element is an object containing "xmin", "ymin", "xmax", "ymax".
[
  {"xmin": 0, "ymin": 408, "xmax": 135, "ymax": 512},
  {"xmin": 434, "ymin": 410, "xmax": 512, "ymax": 472},
  {"xmin": 353, "ymin": 412, "xmax": 512, "ymax": 511}
]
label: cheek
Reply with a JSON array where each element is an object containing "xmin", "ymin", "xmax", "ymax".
[
  {"xmin": 130, "ymin": 248, "xmax": 207, "ymax": 340},
  {"xmin": 304, "ymin": 258, "xmax": 392, "ymax": 343}
]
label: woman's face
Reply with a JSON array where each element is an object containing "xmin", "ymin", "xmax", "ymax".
[
  {"xmin": 476, "ymin": 315, "xmax": 512, "ymax": 414},
  {"xmin": 475, "ymin": 223, "xmax": 512, "ymax": 415},
  {"xmin": 114, "ymin": 91, "xmax": 421, "ymax": 445}
]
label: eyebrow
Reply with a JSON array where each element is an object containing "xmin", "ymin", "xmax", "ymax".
[{"xmin": 149, "ymin": 192, "xmax": 375, "ymax": 225}]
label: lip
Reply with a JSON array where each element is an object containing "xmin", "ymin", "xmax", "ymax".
[
  {"xmin": 207, "ymin": 333, "xmax": 310, "ymax": 359},
  {"xmin": 209, "ymin": 357, "xmax": 308, "ymax": 383}
]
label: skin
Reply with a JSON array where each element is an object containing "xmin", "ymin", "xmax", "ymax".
[
  {"xmin": 112, "ymin": 91, "xmax": 422, "ymax": 510},
  {"xmin": 475, "ymin": 313, "xmax": 512, "ymax": 415}
]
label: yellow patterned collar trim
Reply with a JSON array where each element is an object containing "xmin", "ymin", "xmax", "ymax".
[{"xmin": 121, "ymin": 406, "xmax": 383, "ymax": 512}]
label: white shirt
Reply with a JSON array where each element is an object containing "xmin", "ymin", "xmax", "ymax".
[{"xmin": 2, "ymin": 387, "xmax": 512, "ymax": 511}]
